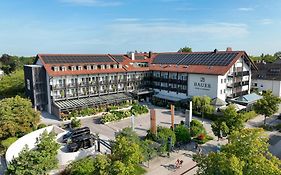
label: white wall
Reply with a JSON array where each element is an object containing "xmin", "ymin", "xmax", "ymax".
[
  {"xmin": 188, "ymin": 74, "xmax": 227, "ymax": 100},
  {"xmin": 6, "ymin": 126, "xmax": 55, "ymax": 164},
  {"xmin": 255, "ymin": 79, "xmax": 281, "ymax": 97}
]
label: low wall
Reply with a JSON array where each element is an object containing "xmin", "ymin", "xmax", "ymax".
[{"xmin": 5, "ymin": 126, "xmax": 56, "ymax": 164}]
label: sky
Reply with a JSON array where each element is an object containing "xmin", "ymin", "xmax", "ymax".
[{"xmin": 0, "ymin": 0, "xmax": 281, "ymax": 56}]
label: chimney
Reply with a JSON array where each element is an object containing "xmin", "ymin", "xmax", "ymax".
[
  {"xmin": 149, "ymin": 51, "xmax": 152, "ymax": 58},
  {"xmin": 131, "ymin": 52, "xmax": 135, "ymax": 60},
  {"xmin": 214, "ymin": 49, "xmax": 218, "ymax": 53},
  {"xmin": 226, "ymin": 47, "xmax": 232, "ymax": 51}
]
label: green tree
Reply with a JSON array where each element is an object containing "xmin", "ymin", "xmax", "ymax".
[
  {"xmin": 174, "ymin": 124, "xmax": 191, "ymax": 143},
  {"xmin": 7, "ymin": 131, "xmax": 60, "ymax": 175},
  {"xmin": 93, "ymin": 155, "xmax": 111, "ymax": 175},
  {"xmin": 112, "ymin": 136, "xmax": 143, "ymax": 165},
  {"xmin": 110, "ymin": 160, "xmax": 132, "ymax": 175},
  {"xmin": 193, "ymin": 152, "xmax": 244, "ymax": 175},
  {"xmin": 155, "ymin": 127, "xmax": 176, "ymax": 152},
  {"xmin": 254, "ymin": 90, "xmax": 281, "ymax": 125},
  {"xmin": 192, "ymin": 96, "xmax": 215, "ymax": 121},
  {"xmin": 178, "ymin": 46, "xmax": 192, "ymax": 52},
  {"xmin": 0, "ymin": 70, "xmax": 25, "ymax": 98},
  {"xmin": 211, "ymin": 120, "xmax": 229, "ymax": 140},
  {"xmin": 221, "ymin": 105, "xmax": 244, "ymax": 133},
  {"xmin": 194, "ymin": 128, "xmax": 281, "ymax": 175},
  {"xmin": 274, "ymin": 51, "xmax": 281, "ymax": 59},
  {"xmin": 64, "ymin": 157, "xmax": 95, "ymax": 175},
  {"xmin": 0, "ymin": 96, "xmax": 40, "ymax": 139}
]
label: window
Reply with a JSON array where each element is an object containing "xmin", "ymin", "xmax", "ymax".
[
  {"xmin": 224, "ymin": 89, "xmax": 226, "ymax": 93},
  {"xmin": 220, "ymin": 90, "xmax": 223, "ymax": 94},
  {"xmin": 224, "ymin": 79, "xmax": 226, "ymax": 83},
  {"xmin": 71, "ymin": 66, "xmax": 76, "ymax": 71},
  {"xmin": 53, "ymin": 66, "xmax": 59, "ymax": 71},
  {"xmin": 221, "ymin": 79, "xmax": 223, "ymax": 83},
  {"xmin": 27, "ymin": 79, "xmax": 31, "ymax": 90},
  {"xmin": 78, "ymin": 66, "xmax": 82, "ymax": 70}
]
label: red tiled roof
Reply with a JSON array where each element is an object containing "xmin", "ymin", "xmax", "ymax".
[{"xmin": 37, "ymin": 51, "xmax": 256, "ymax": 76}]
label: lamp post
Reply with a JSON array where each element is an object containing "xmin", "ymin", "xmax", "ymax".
[{"xmin": 131, "ymin": 114, "xmax": 135, "ymax": 131}]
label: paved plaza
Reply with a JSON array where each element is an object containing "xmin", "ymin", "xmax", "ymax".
[{"xmin": 38, "ymin": 102, "xmax": 281, "ymax": 175}]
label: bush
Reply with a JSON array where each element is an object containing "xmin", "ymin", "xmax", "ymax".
[
  {"xmin": 242, "ymin": 111, "xmax": 257, "ymax": 122},
  {"xmin": 146, "ymin": 126, "xmax": 176, "ymax": 153},
  {"xmin": 174, "ymin": 124, "xmax": 191, "ymax": 143},
  {"xmin": 71, "ymin": 118, "xmax": 81, "ymax": 128},
  {"xmin": 64, "ymin": 157, "xmax": 95, "ymax": 175},
  {"xmin": 193, "ymin": 134, "xmax": 213, "ymax": 144},
  {"xmin": 101, "ymin": 110, "xmax": 132, "ymax": 123},
  {"xmin": 190, "ymin": 119, "xmax": 206, "ymax": 137},
  {"xmin": 130, "ymin": 104, "xmax": 149, "ymax": 115},
  {"xmin": 1, "ymin": 137, "xmax": 18, "ymax": 150},
  {"xmin": 37, "ymin": 123, "xmax": 47, "ymax": 129}
]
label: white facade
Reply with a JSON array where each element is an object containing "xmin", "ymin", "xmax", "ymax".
[{"xmin": 252, "ymin": 79, "xmax": 281, "ymax": 97}]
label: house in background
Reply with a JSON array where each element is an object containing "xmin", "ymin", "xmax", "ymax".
[{"xmin": 252, "ymin": 59, "xmax": 281, "ymax": 97}]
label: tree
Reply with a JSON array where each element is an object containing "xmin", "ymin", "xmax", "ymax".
[
  {"xmin": 221, "ymin": 105, "xmax": 244, "ymax": 133},
  {"xmin": 0, "ymin": 96, "xmax": 40, "ymax": 139},
  {"xmin": 0, "ymin": 70, "xmax": 25, "ymax": 98},
  {"xmin": 274, "ymin": 51, "xmax": 281, "ymax": 59},
  {"xmin": 193, "ymin": 152, "xmax": 244, "ymax": 175},
  {"xmin": 174, "ymin": 124, "xmax": 191, "ymax": 143},
  {"xmin": 193, "ymin": 128, "xmax": 281, "ymax": 175},
  {"xmin": 93, "ymin": 155, "xmax": 111, "ymax": 175},
  {"xmin": 192, "ymin": 96, "xmax": 215, "ymax": 121},
  {"xmin": 254, "ymin": 90, "xmax": 281, "ymax": 125},
  {"xmin": 112, "ymin": 136, "xmax": 143, "ymax": 165},
  {"xmin": 64, "ymin": 157, "xmax": 95, "ymax": 175},
  {"xmin": 178, "ymin": 46, "xmax": 192, "ymax": 52},
  {"xmin": 211, "ymin": 120, "xmax": 229, "ymax": 140},
  {"xmin": 7, "ymin": 131, "xmax": 60, "ymax": 175}
]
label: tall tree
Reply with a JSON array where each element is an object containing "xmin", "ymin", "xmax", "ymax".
[
  {"xmin": 178, "ymin": 46, "xmax": 192, "ymax": 52},
  {"xmin": 254, "ymin": 90, "xmax": 281, "ymax": 125},
  {"xmin": 194, "ymin": 128, "xmax": 281, "ymax": 175},
  {"xmin": 222, "ymin": 105, "xmax": 244, "ymax": 133},
  {"xmin": 192, "ymin": 96, "xmax": 215, "ymax": 121},
  {"xmin": 0, "ymin": 96, "xmax": 40, "ymax": 139},
  {"xmin": 0, "ymin": 70, "xmax": 25, "ymax": 98}
]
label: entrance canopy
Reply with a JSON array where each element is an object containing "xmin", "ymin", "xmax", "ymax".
[
  {"xmin": 229, "ymin": 93, "xmax": 262, "ymax": 106},
  {"xmin": 153, "ymin": 92, "xmax": 188, "ymax": 102}
]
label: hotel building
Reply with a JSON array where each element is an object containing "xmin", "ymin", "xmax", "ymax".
[{"xmin": 24, "ymin": 49, "xmax": 256, "ymax": 118}]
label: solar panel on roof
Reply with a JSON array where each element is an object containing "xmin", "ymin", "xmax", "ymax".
[
  {"xmin": 42, "ymin": 55, "xmax": 114, "ymax": 64},
  {"xmin": 111, "ymin": 55, "xmax": 124, "ymax": 62}
]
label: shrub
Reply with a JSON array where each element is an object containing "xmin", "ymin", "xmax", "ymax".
[
  {"xmin": 130, "ymin": 104, "xmax": 149, "ymax": 115},
  {"xmin": 1, "ymin": 137, "xmax": 18, "ymax": 150},
  {"xmin": 146, "ymin": 126, "xmax": 176, "ymax": 153},
  {"xmin": 174, "ymin": 124, "xmax": 191, "ymax": 143},
  {"xmin": 242, "ymin": 111, "xmax": 257, "ymax": 122},
  {"xmin": 190, "ymin": 119, "xmax": 206, "ymax": 137},
  {"xmin": 101, "ymin": 110, "xmax": 132, "ymax": 123},
  {"xmin": 71, "ymin": 118, "xmax": 81, "ymax": 128},
  {"xmin": 37, "ymin": 123, "xmax": 47, "ymax": 129},
  {"xmin": 64, "ymin": 157, "xmax": 95, "ymax": 175}
]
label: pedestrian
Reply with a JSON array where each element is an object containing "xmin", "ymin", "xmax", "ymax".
[
  {"xmin": 175, "ymin": 159, "xmax": 180, "ymax": 168},
  {"xmin": 179, "ymin": 160, "xmax": 183, "ymax": 168},
  {"xmin": 194, "ymin": 142, "xmax": 198, "ymax": 150}
]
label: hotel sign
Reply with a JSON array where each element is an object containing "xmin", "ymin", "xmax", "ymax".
[{"xmin": 194, "ymin": 77, "xmax": 211, "ymax": 90}]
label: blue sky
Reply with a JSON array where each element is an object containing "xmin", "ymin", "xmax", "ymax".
[{"xmin": 0, "ymin": 0, "xmax": 281, "ymax": 56}]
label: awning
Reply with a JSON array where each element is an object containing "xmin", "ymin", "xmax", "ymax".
[
  {"xmin": 54, "ymin": 93, "xmax": 132, "ymax": 110},
  {"xmin": 220, "ymin": 103, "xmax": 246, "ymax": 111},
  {"xmin": 229, "ymin": 93, "xmax": 263, "ymax": 105},
  {"xmin": 153, "ymin": 93, "xmax": 187, "ymax": 102}
]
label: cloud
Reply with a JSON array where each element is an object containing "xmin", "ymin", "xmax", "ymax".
[
  {"xmin": 238, "ymin": 7, "xmax": 254, "ymax": 11},
  {"xmin": 115, "ymin": 18, "xmax": 140, "ymax": 22},
  {"xmin": 259, "ymin": 19, "xmax": 273, "ymax": 25},
  {"xmin": 60, "ymin": 0, "xmax": 121, "ymax": 6},
  {"xmin": 108, "ymin": 21, "xmax": 249, "ymax": 40}
]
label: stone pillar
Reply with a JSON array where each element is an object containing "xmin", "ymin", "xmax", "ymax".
[
  {"xmin": 185, "ymin": 101, "xmax": 192, "ymax": 127},
  {"xmin": 171, "ymin": 104, "xmax": 175, "ymax": 130},
  {"xmin": 150, "ymin": 109, "xmax": 157, "ymax": 135}
]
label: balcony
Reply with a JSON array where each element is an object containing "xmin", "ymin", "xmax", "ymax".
[
  {"xmin": 79, "ymin": 82, "xmax": 88, "ymax": 87},
  {"xmin": 52, "ymin": 83, "xmax": 66, "ymax": 90},
  {"xmin": 235, "ymin": 71, "xmax": 250, "ymax": 77}
]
